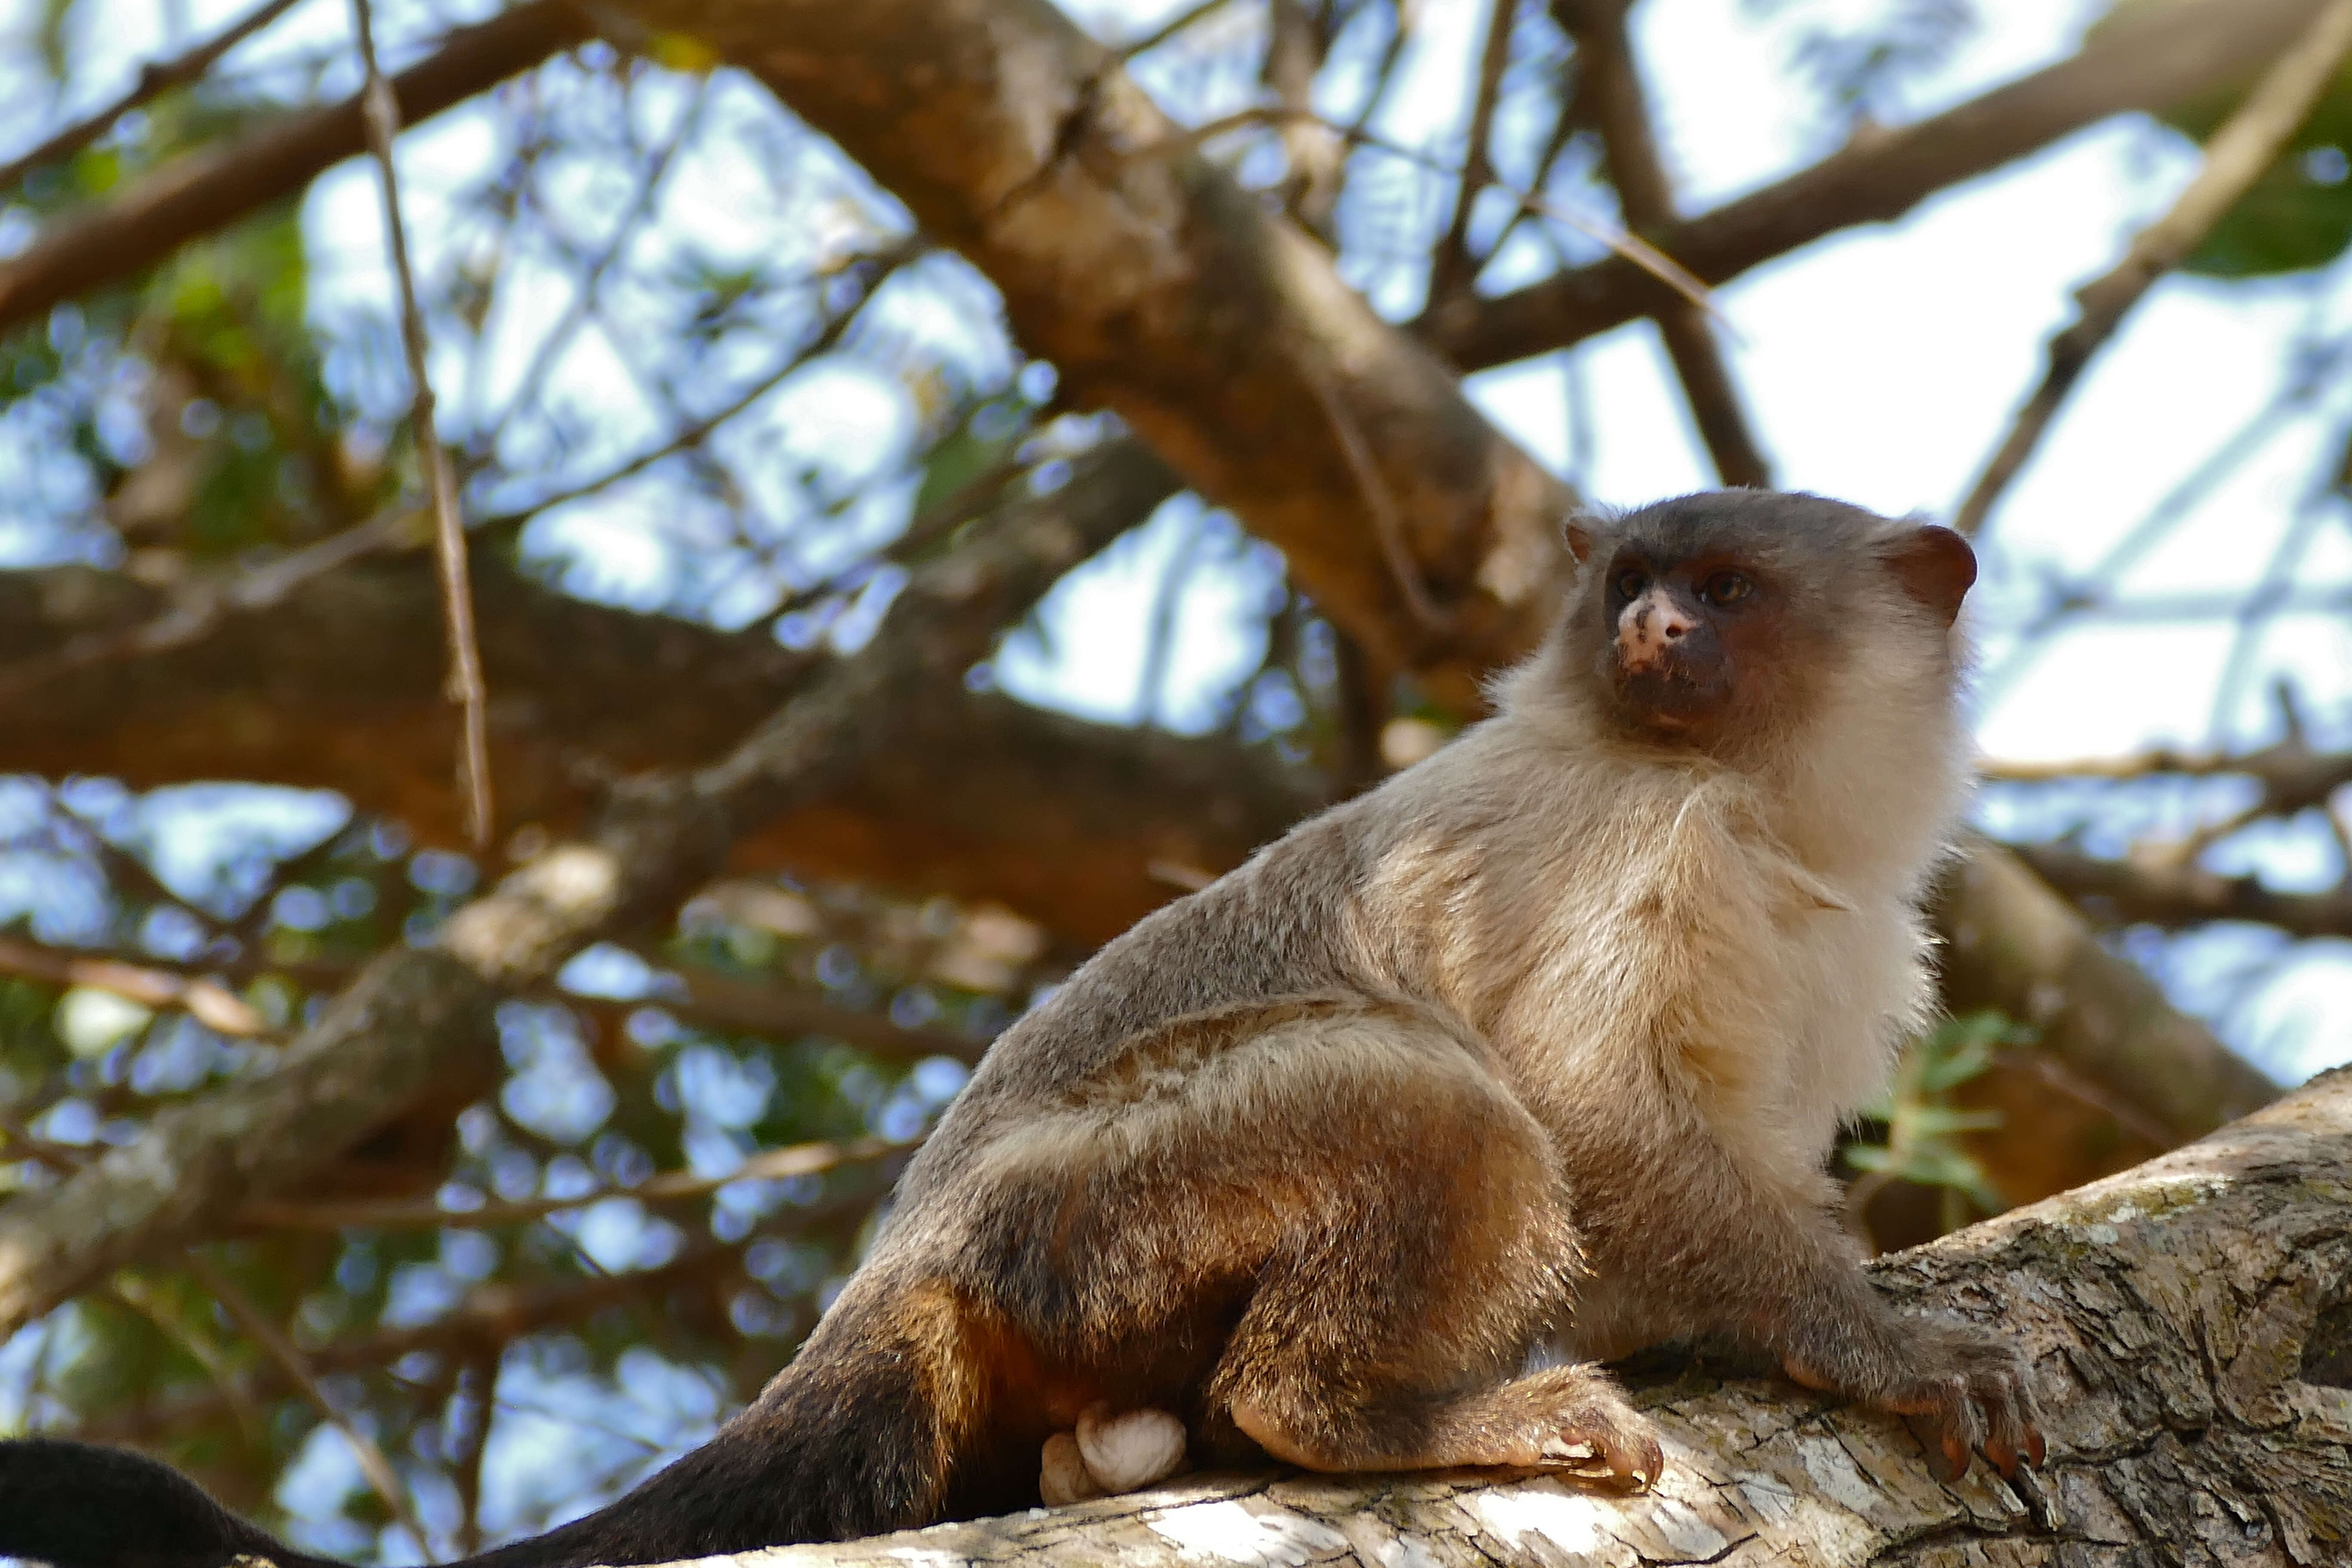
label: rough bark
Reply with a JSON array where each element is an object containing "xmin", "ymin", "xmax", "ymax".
[{"xmin": 635, "ymin": 1066, "xmax": 2352, "ymax": 1568}]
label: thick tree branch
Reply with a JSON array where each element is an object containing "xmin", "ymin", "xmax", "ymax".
[
  {"xmin": 2010, "ymin": 839, "xmax": 2352, "ymax": 942},
  {"xmin": 0, "ymin": 0, "xmax": 587, "ymax": 337},
  {"xmin": 0, "ymin": 439, "xmax": 1178, "ymax": 1340},
  {"xmin": 611, "ymin": 0, "xmax": 1578, "ymax": 705},
  {"xmin": 539, "ymin": 1066, "xmax": 2352, "ymax": 1567},
  {"xmin": 1935, "ymin": 836, "xmax": 2279, "ymax": 1142}
]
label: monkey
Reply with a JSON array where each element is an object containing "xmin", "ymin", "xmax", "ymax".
[{"xmin": 0, "ymin": 489, "xmax": 2042, "ymax": 1568}]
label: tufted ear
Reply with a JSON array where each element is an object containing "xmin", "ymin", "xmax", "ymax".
[
  {"xmin": 1884, "ymin": 524, "xmax": 1976, "ymax": 626},
  {"xmin": 1562, "ymin": 514, "xmax": 1601, "ymax": 564}
]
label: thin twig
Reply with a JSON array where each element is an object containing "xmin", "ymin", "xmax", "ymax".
[
  {"xmin": 2205, "ymin": 495, "xmax": 2330, "ymax": 742},
  {"xmin": 1117, "ymin": 0, "xmax": 1234, "ymax": 58},
  {"xmin": 1337, "ymin": 0, "xmax": 1420, "ymax": 156},
  {"xmin": 0, "ymin": 0, "xmax": 305, "ymax": 196},
  {"xmin": 0, "ymin": 936, "xmax": 271, "ymax": 1040},
  {"xmin": 472, "ymin": 239, "xmax": 925, "ymax": 533},
  {"xmin": 187, "ymin": 1250, "xmax": 431, "ymax": 1553},
  {"xmin": 1130, "ymin": 105, "xmax": 1722, "ymax": 322},
  {"xmin": 1301, "ymin": 359, "xmax": 1445, "ymax": 630},
  {"xmin": 1427, "ymin": 0, "xmax": 1518, "ymax": 306},
  {"xmin": 1560, "ymin": 0, "xmax": 1770, "ymax": 486},
  {"xmin": 1976, "ymin": 328, "xmax": 2350, "ymax": 707},
  {"xmin": 350, "ymin": 0, "xmax": 494, "ymax": 848},
  {"xmin": 489, "ymin": 73, "xmax": 716, "ymax": 445},
  {"xmin": 1952, "ymin": 0, "xmax": 2352, "ymax": 539},
  {"xmin": 236, "ymin": 1133, "xmax": 919, "ymax": 1231},
  {"xmin": 104, "ymin": 1274, "xmax": 266, "ymax": 1450},
  {"xmin": 450, "ymin": 1348, "xmax": 499, "ymax": 1554}
]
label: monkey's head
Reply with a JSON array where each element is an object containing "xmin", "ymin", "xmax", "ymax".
[{"xmin": 1543, "ymin": 490, "xmax": 1975, "ymax": 763}]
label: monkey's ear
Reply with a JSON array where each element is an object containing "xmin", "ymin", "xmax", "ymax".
[
  {"xmin": 1884, "ymin": 525, "xmax": 1975, "ymax": 626},
  {"xmin": 1562, "ymin": 515, "xmax": 1601, "ymax": 564}
]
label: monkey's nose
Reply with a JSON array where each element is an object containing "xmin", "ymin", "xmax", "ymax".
[{"xmin": 1616, "ymin": 593, "xmax": 1695, "ymax": 671}]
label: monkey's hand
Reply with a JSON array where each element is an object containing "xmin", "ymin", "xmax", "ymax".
[{"xmin": 1785, "ymin": 1314, "xmax": 2044, "ymax": 1482}]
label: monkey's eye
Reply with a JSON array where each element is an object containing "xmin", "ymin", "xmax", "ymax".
[
  {"xmin": 1700, "ymin": 571, "xmax": 1752, "ymax": 606},
  {"xmin": 1614, "ymin": 568, "xmax": 1650, "ymax": 600}
]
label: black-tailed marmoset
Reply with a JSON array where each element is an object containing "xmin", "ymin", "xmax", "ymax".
[{"xmin": 0, "ymin": 489, "xmax": 2041, "ymax": 1568}]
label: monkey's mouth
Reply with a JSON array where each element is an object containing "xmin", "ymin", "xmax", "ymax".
[{"xmin": 1614, "ymin": 659, "xmax": 1732, "ymax": 733}]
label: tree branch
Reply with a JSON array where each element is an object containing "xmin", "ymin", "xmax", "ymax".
[
  {"xmin": 0, "ymin": 0, "xmax": 587, "ymax": 337},
  {"xmin": 1952, "ymin": 0, "xmax": 2352, "ymax": 537},
  {"xmin": 1552, "ymin": 0, "xmax": 1771, "ymax": 487},
  {"xmin": 0, "ymin": 0, "xmax": 306, "ymax": 197},
  {"xmin": 1427, "ymin": 0, "xmax": 2339, "ymax": 373},
  {"xmin": 2010, "ymin": 839, "xmax": 2352, "ymax": 942},
  {"xmin": 613, "ymin": 0, "xmax": 1579, "ymax": 704},
  {"xmin": 1934, "ymin": 836, "xmax": 2280, "ymax": 1142},
  {"xmin": 0, "ymin": 438, "xmax": 1177, "ymax": 1341},
  {"xmin": 526, "ymin": 1066, "xmax": 2352, "ymax": 1567}
]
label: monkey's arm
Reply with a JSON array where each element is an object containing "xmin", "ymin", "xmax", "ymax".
[{"xmin": 1569, "ymin": 1120, "xmax": 2043, "ymax": 1479}]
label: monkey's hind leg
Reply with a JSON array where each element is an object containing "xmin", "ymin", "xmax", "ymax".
[{"xmin": 1173, "ymin": 1002, "xmax": 1659, "ymax": 1489}]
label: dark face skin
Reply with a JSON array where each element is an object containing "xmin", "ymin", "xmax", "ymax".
[
  {"xmin": 1599, "ymin": 546, "xmax": 1764, "ymax": 744},
  {"xmin": 1563, "ymin": 492, "xmax": 1976, "ymax": 756}
]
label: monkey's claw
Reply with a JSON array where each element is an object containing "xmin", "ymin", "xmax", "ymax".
[
  {"xmin": 1883, "ymin": 1322, "xmax": 2045, "ymax": 1485},
  {"xmin": 1509, "ymin": 1368, "xmax": 1663, "ymax": 1491}
]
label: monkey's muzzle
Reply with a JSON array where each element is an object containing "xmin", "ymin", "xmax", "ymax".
[{"xmin": 1612, "ymin": 591, "xmax": 1730, "ymax": 729}]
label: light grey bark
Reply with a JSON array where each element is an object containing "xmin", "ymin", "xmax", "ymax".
[{"xmin": 668, "ymin": 1068, "xmax": 2352, "ymax": 1568}]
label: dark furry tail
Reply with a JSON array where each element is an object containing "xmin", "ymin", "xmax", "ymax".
[
  {"xmin": 0, "ymin": 1435, "xmax": 347, "ymax": 1568},
  {"xmin": 0, "ymin": 1277, "xmax": 987, "ymax": 1568}
]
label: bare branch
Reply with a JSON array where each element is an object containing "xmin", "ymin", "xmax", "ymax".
[
  {"xmin": 1553, "ymin": 0, "xmax": 1770, "ymax": 487},
  {"xmin": 349, "ymin": 0, "xmax": 495, "ymax": 848},
  {"xmin": 0, "ymin": 0, "xmax": 587, "ymax": 338},
  {"xmin": 1951, "ymin": 0, "xmax": 2352, "ymax": 537},
  {"xmin": 1425, "ymin": 0, "xmax": 1517, "ymax": 306},
  {"xmin": 1935, "ymin": 837, "xmax": 2279, "ymax": 1142},
  {"xmin": 0, "ymin": 936, "xmax": 271, "ymax": 1040},
  {"xmin": 186, "ymin": 1250, "xmax": 430, "ymax": 1553},
  {"xmin": 2010, "ymin": 840, "xmax": 2352, "ymax": 941},
  {"xmin": 1428, "ymin": 0, "xmax": 2341, "ymax": 372},
  {"xmin": 0, "ymin": 437, "xmax": 1180, "ymax": 1341},
  {"xmin": 237, "ymin": 1133, "xmax": 919, "ymax": 1231},
  {"xmin": 0, "ymin": 0, "xmax": 306, "ymax": 196}
]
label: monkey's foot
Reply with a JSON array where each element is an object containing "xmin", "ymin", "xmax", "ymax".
[
  {"xmin": 1447, "ymin": 1365, "xmax": 1663, "ymax": 1491},
  {"xmin": 1794, "ymin": 1319, "xmax": 2047, "ymax": 1482},
  {"xmin": 1039, "ymin": 1406, "xmax": 1187, "ymax": 1507}
]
